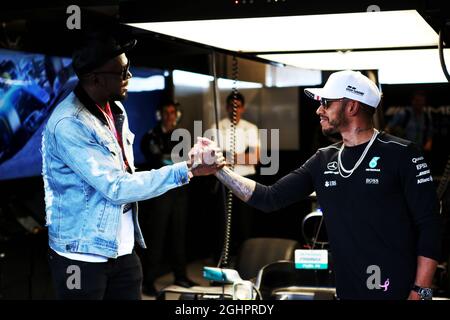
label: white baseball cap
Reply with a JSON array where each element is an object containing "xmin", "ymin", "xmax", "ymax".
[{"xmin": 304, "ymin": 70, "xmax": 381, "ymax": 108}]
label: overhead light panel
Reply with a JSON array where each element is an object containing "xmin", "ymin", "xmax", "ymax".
[
  {"xmin": 259, "ymin": 49, "xmax": 450, "ymax": 84},
  {"xmin": 128, "ymin": 10, "xmax": 437, "ymax": 53},
  {"xmin": 265, "ymin": 65, "xmax": 322, "ymax": 87},
  {"xmin": 173, "ymin": 70, "xmax": 263, "ymax": 89}
]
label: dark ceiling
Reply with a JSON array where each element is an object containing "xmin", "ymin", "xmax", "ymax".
[{"xmin": 0, "ymin": 1, "xmax": 215, "ymax": 73}]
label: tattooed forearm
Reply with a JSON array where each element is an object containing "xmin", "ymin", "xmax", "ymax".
[{"xmin": 215, "ymin": 167, "xmax": 256, "ymax": 202}]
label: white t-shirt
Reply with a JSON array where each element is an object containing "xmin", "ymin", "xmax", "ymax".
[
  {"xmin": 210, "ymin": 118, "xmax": 260, "ymax": 177},
  {"xmin": 55, "ymin": 209, "xmax": 135, "ymax": 262}
]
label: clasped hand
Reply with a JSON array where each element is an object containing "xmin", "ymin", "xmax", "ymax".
[{"xmin": 187, "ymin": 137, "xmax": 225, "ymax": 176}]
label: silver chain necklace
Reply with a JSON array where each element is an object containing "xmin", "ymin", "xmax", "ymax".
[{"xmin": 338, "ymin": 129, "xmax": 379, "ymax": 179}]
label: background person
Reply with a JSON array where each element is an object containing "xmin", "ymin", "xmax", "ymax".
[
  {"xmin": 140, "ymin": 100, "xmax": 197, "ymax": 296},
  {"xmin": 211, "ymin": 91, "xmax": 260, "ymax": 256}
]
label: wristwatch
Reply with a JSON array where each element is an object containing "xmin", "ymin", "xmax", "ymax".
[{"xmin": 412, "ymin": 285, "xmax": 433, "ymax": 300}]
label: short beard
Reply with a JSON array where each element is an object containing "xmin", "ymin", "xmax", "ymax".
[
  {"xmin": 322, "ymin": 127, "xmax": 338, "ymax": 136},
  {"xmin": 322, "ymin": 103, "xmax": 348, "ymax": 136},
  {"xmin": 110, "ymin": 92, "xmax": 128, "ymax": 101}
]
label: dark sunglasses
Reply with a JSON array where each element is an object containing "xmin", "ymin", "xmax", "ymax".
[
  {"xmin": 93, "ymin": 59, "xmax": 130, "ymax": 80},
  {"xmin": 320, "ymin": 98, "xmax": 345, "ymax": 109}
]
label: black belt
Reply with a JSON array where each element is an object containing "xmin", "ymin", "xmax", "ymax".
[{"xmin": 123, "ymin": 203, "xmax": 133, "ymax": 213}]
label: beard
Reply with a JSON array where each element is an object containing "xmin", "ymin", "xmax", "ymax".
[
  {"xmin": 322, "ymin": 104, "xmax": 348, "ymax": 136},
  {"xmin": 110, "ymin": 91, "xmax": 128, "ymax": 101}
]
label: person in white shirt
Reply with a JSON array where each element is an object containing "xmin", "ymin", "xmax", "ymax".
[{"xmin": 211, "ymin": 92, "xmax": 260, "ymax": 255}]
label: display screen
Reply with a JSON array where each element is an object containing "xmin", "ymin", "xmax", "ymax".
[
  {"xmin": 0, "ymin": 48, "xmax": 165, "ymax": 180},
  {"xmin": 0, "ymin": 48, "xmax": 76, "ymax": 179}
]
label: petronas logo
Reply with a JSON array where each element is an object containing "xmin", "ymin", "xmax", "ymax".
[{"xmin": 369, "ymin": 157, "xmax": 380, "ymax": 169}]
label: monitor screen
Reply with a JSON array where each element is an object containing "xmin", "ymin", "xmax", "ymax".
[
  {"xmin": 0, "ymin": 48, "xmax": 165, "ymax": 180},
  {"xmin": 0, "ymin": 48, "xmax": 77, "ymax": 179}
]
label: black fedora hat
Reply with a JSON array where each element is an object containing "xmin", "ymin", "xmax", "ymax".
[{"xmin": 72, "ymin": 32, "xmax": 136, "ymax": 76}]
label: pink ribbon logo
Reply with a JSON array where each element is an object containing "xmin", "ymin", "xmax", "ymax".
[{"xmin": 379, "ymin": 279, "xmax": 390, "ymax": 291}]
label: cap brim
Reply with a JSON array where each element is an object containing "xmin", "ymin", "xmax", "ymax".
[
  {"xmin": 120, "ymin": 39, "xmax": 137, "ymax": 54},
  {"xmin": 109, "ymin": 39, "xmax": 137, "ymax": 59},
  {"xmin": 77, "ymin": 39, "xmax": 137, "ymax": 75},
  {"xmin": 304, "ymin": 88, "xmax": 342, "ymax": 101}
]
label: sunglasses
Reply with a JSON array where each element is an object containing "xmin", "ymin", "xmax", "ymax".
[
  {"xmin": 93, "ymin": 59, "xmax": 131, "ymax": 80},
  {"xmin": 320, "ymin": 98, "xmax": 345, "ymax": 110}
]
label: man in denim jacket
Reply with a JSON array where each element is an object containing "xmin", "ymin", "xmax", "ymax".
[{"xmin": 41, "ymin": 33, "xmax": 224, "ymax": 299}]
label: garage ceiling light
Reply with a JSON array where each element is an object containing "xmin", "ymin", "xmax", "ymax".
[
  {"xmin": 128, "ymin": 10, "xmax": 437, "ymax": 53},
  {"xmin": 258, "ymin": 49, "xmax": 450, "ymax": 83}
]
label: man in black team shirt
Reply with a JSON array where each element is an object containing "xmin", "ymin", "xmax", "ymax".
[{"xmin": 208, "ymin": 70, "xmax": 442, "ymax": 300}]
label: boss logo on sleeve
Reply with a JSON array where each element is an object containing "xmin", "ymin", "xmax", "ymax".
[{"xmin": 366, "ymin": 178, "xmax": 379, "ymax": 185}]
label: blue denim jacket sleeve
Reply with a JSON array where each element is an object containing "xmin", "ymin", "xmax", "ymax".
[{"xmin": 53, "ymin": 117, "xmax": 189, "ymax": 204}]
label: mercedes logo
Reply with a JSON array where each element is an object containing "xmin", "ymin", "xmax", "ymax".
[{"xmin": 327, "ymin": 161, "xmax": 338, "ymax": 171}]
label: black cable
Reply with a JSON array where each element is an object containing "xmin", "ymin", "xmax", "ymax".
[
  {"xmin": 209, "ymin": 50, "xmax": 229, "ymax": 271},
  {"xmin": 439, "ymin": 25, "xmax": 450, "ymax": 83},
  {"xmin": 437, "ymin": 155, "xmax": 450, "ymax": 201},
  {"xmin": 437, "ymin": 24, "xmax": 450, "ymax": 215},
  {"xmin": 209, "ymin": 52, "xmax": 229, "ymax": 272},
  {"xmin": 210, "ymin": 51, "xmax": 222, "ymax": 149},
  {"xmin": 218, "ymin": 55, "xmax": 239, "ymax": 269}
]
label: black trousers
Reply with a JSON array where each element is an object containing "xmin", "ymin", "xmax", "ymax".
[{"xmin": 48, "ymin": 249, "xmax": 142, "ymax": 300}]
